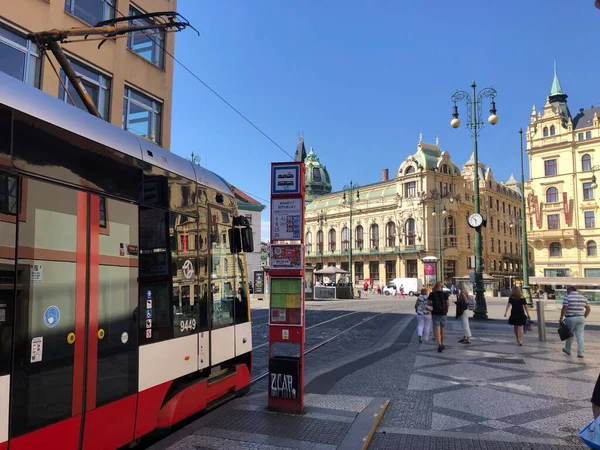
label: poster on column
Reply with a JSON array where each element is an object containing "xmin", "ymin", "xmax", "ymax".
[{"xmin": 270, "ymin": 244, "xmax": 303, "ymax": 270}]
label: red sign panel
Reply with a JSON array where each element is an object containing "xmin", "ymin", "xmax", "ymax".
[
  {"xmin": 533, "ymin": 196, "xmax": 541, "ymax": 228},
  {"xmin": 270, "ymin": 244, "xmax": 303, "ymax": 270}
]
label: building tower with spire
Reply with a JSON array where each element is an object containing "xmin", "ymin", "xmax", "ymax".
[{"xmin": 525, "ymin": 62, "xmax": 600, "ymax": 283}]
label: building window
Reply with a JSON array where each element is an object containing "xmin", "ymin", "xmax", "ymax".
[
  {"xmin": 64, "ymin": 0, "xmax": 115, "ymax": 25},
  {"xmin": 355, "ymin": 262, "xmax": 364, "ymax": 281},
  {"xmin": 491, "ymin": 239, "xmax": 494, "ymax": 252},
  {"xmin": 544, "ymin": 268, "xmax": 569, "ymax": 277},
  {"xmin": 59, "ymin": 56, "xmax": 111, "ymax": 120},
  {"xmin": 504, "ymin": 241, "xmax": 507, "ymax": 253},
  {"xmin": 404, "ymin": 181, "xmax": 416, "ymax": 198},
  {"xmin": 123, "ymin": 86, "xmax": 162, "ymax": 144},
  {"xmin": 405, "ymin": 166, "xmax": 415, "ymax": 175},
  {"xmin": 341, "ymin": 227, "xmax": 349, "ymax": 251},
  {"xmin": 543, "ymin": 127, "xmax": 548, "ymax": 137},
  {"xmin": 547, "ymin": 214, "xmax": 560, "ymax": 230},
  {"xmin": 369, "ymin": 261, "xmax": 379, "ymax": 281},
  {"xmin": 586, "ymin": 131, "xmax": 592, "ymax": 139},
  {"xmin": 328, "ymin": 229, "xmax": 336, "ymax": 252},
  {"xmin": 0, "ymin": 173, "xmax": 18, "ymax": 215},
  {"xmin": 405, "ymin": 219, "xmax": 415, "ymax": 246},
  {"xmin": 585, "ymin": 268, "xmax": 600, "ymax": 277},
  {"xmin": 99, "ymin": 196, "xmax": 107, "ymax": 228},
  {"xmin": 386, "ymin": 221, "xmax": 396, "ymax": 247},
  {"xmin": 305, "ymin": 231, "xmax": 312, "ymax": 254},
  {"xmin": 496, "ymin": 199, "xmax": 499, "ymax": 211},
  {"xmin": 127, "ymin": 5, "xmax": 165, "ymax": 68},
  {"xmin": 578, "ymin": 132, "xmax": 584, "ymax": 141},
  {"xmin": 316, "ymin": 230, "xmax": 323, "ymax": 254},
  {"xmin": 406, "ymin": 260, "xmax": 418, "ymax": 278},
  {"xmin": 467, "ymin": 233, "xmax": 471, "ymax": 249},
  {"xmin": 587, "ymin": 241, "xmax": 597, "ymax": 257},
  {"xmin": 510, "ymin": 242, "xmax": 513, "ymax": 253},
  {"xmin": 467, "ymin": 257, "xmax": 472, "ymax": 269},
  {"xmin": 441, "ymin": 164, "xmax": 449, "ymax": 174},
  {"xmin": 549, "ymin": 242, "xmax": 562, "ymax": 257},
  {"xmin": 0, "ymin": 21, "xmax": 41, "ymax": 88},
  {"xmin": 503, "ymin": 202, "xmax": 506, "ymax": 213},
  {"xmin": 544, "ymin": 159, "xmax": 557, "ymax": 176},
  {"xmin": 584, "ymin": 182, "xmax": 594, "ymax": 200},
  {"xmin": 585, "ymin": 211, "xmax": 595, "ymax": 228},
  {"xmin": 369, "ymin": 224, "xmax": 379, "ymax": 249},
  {"xmin": 546, "ymin": 186, "xmax": 559, "ymax": 203},
  {"xmin": 355, "ymin": 225, "xmax": 363, "ymax": 250},
  {"xmin": 550, "ymin": 125, "xmax": 556, "ymax": 136},
  {"xmin": 582, "ymin": 154, "xmax": 592, "ymax": 171}
]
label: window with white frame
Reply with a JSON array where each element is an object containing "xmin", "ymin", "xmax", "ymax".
[
  {"xmin": 127, "ymin": 4, "xmax": 165, "ymax": 68},
  {"xmin": 59, "ymin": 56, "xmax": 111, "ymax": 120},
  {"xmin": 64, "ymin": 0, "xmax": 115, "ymax": 25},
  {"xmin": 122, "ymin": 86, "xmax": 162, "ymax": 144},
  {"xmin": 0, "ymin": 21, "xmax": 41, "ymax": 87}
]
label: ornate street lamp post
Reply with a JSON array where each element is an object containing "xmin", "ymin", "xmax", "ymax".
[
  {"xmin": 451, "ymin": 81, "xmax": 499, "ymax": 320},
  {"xmin": 519, "ymin": 128, "xmax": 532, "ymax": 306},
  {"xmin": 342, "ymin": 182, "xmax": 360, "ymax": 289},
  {"xmin": 316, "ymin": 210, "xmax": 327, "ymax": 268}
]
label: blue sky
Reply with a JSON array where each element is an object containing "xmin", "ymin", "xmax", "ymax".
[{"xmin": 169, "ymin": 0, "xmax": 598, "ymax": 240}]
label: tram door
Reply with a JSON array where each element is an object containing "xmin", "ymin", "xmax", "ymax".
[{"xmin": 8, "ymin": 178, "xmax": 139, "ymax": 450}]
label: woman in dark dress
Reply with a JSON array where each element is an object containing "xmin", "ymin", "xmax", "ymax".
[{"xmin": 504, "ymin": 286, "xmax": 530, "ymax": 346}]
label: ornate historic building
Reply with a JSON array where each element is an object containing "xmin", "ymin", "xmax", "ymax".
[
  {"xmin": 525, "ymin": 66, "xmax": 600, "ymax": 280},
  {"xmin": 304, "ymin": 137, "xmax": 525, "ymax": 288}
]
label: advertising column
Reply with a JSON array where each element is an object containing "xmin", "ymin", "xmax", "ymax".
[{"xmin": 268, "ymin": 162, "xmax": 305, "ymax": 413}]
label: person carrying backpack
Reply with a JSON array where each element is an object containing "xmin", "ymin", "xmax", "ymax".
[{"xmin": 428, "ymin": 281, "xmax": 450, "ymax": 352}]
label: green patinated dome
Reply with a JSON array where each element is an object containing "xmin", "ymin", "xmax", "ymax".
[{"xmin": 304, "ymin": 147, "xmax": 332, "ymax": 201}]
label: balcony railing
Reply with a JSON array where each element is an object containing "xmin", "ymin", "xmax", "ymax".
[{"xmin": 528, "ymin": 229, "xmax": 578, "ymax": 241}]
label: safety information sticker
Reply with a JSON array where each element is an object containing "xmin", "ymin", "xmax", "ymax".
[{"xmin": 31, "ymin": 337, "xmax": 43, "ymax": 363}]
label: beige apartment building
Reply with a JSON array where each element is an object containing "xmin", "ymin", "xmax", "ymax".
[
  {"xmin": 525, "ymin": 67, "xmax": 600, "ymax": 281},
  {"xmin": 0, "ymin": 0, "xmax": 175, "ymax": 148},
  {"xmin": 303, "ymin": 136, "xmax": 526, "ymax": 289}
]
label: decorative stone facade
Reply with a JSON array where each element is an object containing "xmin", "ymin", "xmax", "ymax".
[{"xmin": 304, "ymin": 137, "xmax": 524, "ymax": 288}]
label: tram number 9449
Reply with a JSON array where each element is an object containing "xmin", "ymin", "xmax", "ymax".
[{"xmin": 180, "ymin": 319, "xmax": 197, "ymax": 332}]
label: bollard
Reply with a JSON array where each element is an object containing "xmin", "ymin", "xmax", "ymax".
[{"xmin": 536, "ymin": 300, "xmax": 546, "ymax": 342}]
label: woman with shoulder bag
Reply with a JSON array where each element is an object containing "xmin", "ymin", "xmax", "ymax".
[
  {"xmin": 456, "ymin": 282, "xmax": 472, "ymax": 344},
  {"xmin": 414, "ymin": 288, "xmax": 432, "ymax": 344},
  {"xmin": 504, "ymin": 286, "xmax": 530, "ymax": 346}
]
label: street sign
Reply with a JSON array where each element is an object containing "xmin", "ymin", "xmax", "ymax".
[
  {"xmin": 271, "ymin": 198, "xmax": 302, "ymax": 241},
  {"xmin": 271, "ymin": 164, "xmax": 300, "ymax": 195}
]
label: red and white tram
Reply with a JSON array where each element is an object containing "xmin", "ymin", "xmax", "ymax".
[{"xmin": 0, "ymin": 71, "xmax": 253, "ymax": 450}]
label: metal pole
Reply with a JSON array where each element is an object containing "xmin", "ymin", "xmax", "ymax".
[
  {"xmin": 46, "ymin": 40, "xmax": 102, "ymax": 118},
  {"xmin": 349, "ymin": 182, "xmax": 353, "ymax": 289},
  {"xmin": 438, "ymin": 205, "xmax": 443, "ymax": 283},
  {"xmin": 519, "ymin": 129, "xmax": 532, "ymax": 306},
  {"xmin": 472, "ymin": 81, "xmax": 488, "ymax": 319}
]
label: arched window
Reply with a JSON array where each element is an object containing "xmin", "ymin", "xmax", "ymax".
[
  {"xmin": 405, "ymin": 166, "xmax": 415, "ymax": 175},
  {"xmin": 386, "ymin": 221, "xmax": 396, "ymax": 247},
  {"xmin": 441, "ymin": 164, "xmax": 449, "ymax": 174},
  {"xmin": 317, "ymin": 230, "xmax": 323, "ymax": 254},
  {"xmin": 444, "ymin": 216, "xmax": 456, "ymax": 235},
  {"xmin": 546, "ymin": 187, "xmax": 559, "ymax": 203},
  {"xmin": 543, "ymin": 127, "xmax": 548, "ymax": 137},
  {"xmin": 549, "ymin": 242, "xmax": 562, "ymax": 257},
  {"xmin": 328, "ymin": 228, "xmax": 336, "ymax": 252},
  {"xmin": 582, "ymin": 154, "xmax": 592, "ymax": 172},
  {"xmin": 355, "ymin": 225, "xmax": 363, "ymax": 250},
  {"xmin": 588, "ymin": 240, "xmax": 597, "ymax": 256},
  {"xmin": 405, "ymin": 219, "xmax": 416, "ymax": 246},
  {"xmin": 306, "ymin": 231, "xmax": 312, "ymax": 253},
  {"xmin": 550, "ymin": 125, "xmax": 556, "ymax": 136},
  {"xmin": 369, "ymin": 223, "xmax": 379, "ymax": 249},
  {"xmin": 341, "ymin": 227, "xmax": 349, "ymax": 251}
]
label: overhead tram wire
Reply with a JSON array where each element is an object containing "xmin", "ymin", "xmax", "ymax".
[{"xmin": 107, "ymin": 3, "xmax": 295, "ymax": 160}]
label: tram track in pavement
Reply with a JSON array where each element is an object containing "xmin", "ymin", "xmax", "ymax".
[{"xmin": 250, "ymin": 300, "xmax": 404, "ymax": 384}]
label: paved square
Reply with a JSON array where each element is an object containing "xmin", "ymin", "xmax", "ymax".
[
  {"xmin": 418, "ymin": 362, "xmax": 519, "ymax": 382},
  {"xmin": 433, "ymin": 386, "xmax": 555, "ymax": 419}
]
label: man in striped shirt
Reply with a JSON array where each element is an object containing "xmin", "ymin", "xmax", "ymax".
[{"xmin": 559, "ymin": 286, "xmax": 591, "ymax": 358}]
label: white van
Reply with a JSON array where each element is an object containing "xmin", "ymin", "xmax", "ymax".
[{"xmin": 383, "ymin": 278, "xmax": 423, "ymax": 297}]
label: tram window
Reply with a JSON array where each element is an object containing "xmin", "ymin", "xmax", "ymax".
[
  {"xmin": 99, "ymin": 196, "xmax": 107, "ymax": 228},
  {"xmin": 234, "ymin": 255, "xmax": 250, "ymax": 325},
  {"xmin": 210, "ymin": 208, "xmax": 235, "ymax": 329},
  {"xmin": 0, "ymin": 198, "xmax": 16, "ymax": 376},
  {"xmin": 0, "ymin": 105, "xmax": 11, "ymax": 163}
]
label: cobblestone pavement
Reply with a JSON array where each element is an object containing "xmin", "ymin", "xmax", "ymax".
[{"xmin": 328, "ymin": 316, "xmax": 599, "ymax": 448}]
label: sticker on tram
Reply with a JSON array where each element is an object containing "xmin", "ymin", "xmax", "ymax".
[
  {"xmin": 145, "ymin": 329, "xmax": 152, "ymax": 339},
  {"xmin": 182, "ymin": 260, "xmax": 194, "ymax": 280},
  {"xmin": 146, "ymin": 299, "xmax": 153, "ymax": 309},
  {"xmin": 146, "ymin": 319, "xmax": 152, "ymax": 328},
  {"xmin": 146, "ymin": 290, "xmax": 152, "ymax": 300},
  {"xmin": 180, "ymin": 319, "xmax": 197, "ymax": 332},
  {"xmin": 121, "ymin": 332, "xmax": 128, "ymax": 344},
  {"xmin": 44, "ymin": 305, "xmax": 60, "ymax": 328},
  {"xmin": 30, "ymin": 337, "xmax": 43, "ymax": 363},
  {"xmin": 31, "ymin": 264, "xmax": 43, "ymax": 283},
  {"xmin": 146, "ymin": 310, "xmax": 153, "ymax": 319}
]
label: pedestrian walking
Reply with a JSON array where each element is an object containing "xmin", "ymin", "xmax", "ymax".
[
  {"xmin": 455, "ymin": 282, "xmax": 472, "ymax": 344},
  {"xmin": 414, "ymin": 288, "xmax": 432, "ymax": 344},
  {"xmin": 397, "ymin": 284, "xmax": 406, "ymax": 299},
  {"xmin": 559, "ymin": 285, "xmax": 591, "ymax": 358},
  {"xmin": 428, "ymin": 281, "xmax": 450, "ymax": 353},
  {"xmin": 504, "ymin": 286, "xmax": 530, "ymax": 346}
]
